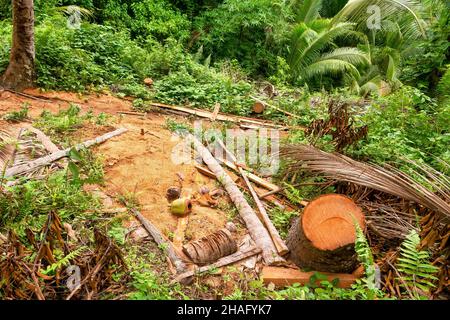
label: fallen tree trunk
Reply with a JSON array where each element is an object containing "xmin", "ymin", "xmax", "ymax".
[
  {"xmin": 215, "ymin": 139, "xmax": 289, "ymax": 256},
  {"xmin": 189, "ymin": 134, "xmax": 283, "ymax": 265},
  {"xmin": 4, "ymin": 128, "xmax": 127, "ymax": 178},
  {"xmin": 131, "ymin": 208, "xmax": 188, "ymax": 274},
  {"xmin": 286, "ymin": 194, "xmax": 365, "ymax": 273},
  {"xmin": 174, "ymin": 245, "xmax": 261, "ymax": 282}
]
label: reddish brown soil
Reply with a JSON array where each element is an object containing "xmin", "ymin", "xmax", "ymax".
[{"xmin": 0, "ymin": 89, "xmax": 229, "ymax": 241}]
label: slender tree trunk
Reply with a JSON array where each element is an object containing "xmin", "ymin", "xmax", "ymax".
[{"xmin": 0, "ymin": 0, "xmax": 35, "ymax": 91}]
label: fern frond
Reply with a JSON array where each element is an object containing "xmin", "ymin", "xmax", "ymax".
[
  {"xmin": 41, "ymin": 246, "xmax": 87, "ymax": 276},
  {"xmin": 396, "ymin": 230, "xmax": 439, "ymax": 298}
]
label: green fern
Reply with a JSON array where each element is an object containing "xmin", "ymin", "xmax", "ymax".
[
  {"xmin": 396, "ymin": 230, "xmax": 439, "ymax": 297},
  {"xmin": 354, "ymin": 223, "xmax": 377, "ymax": 297},
  {"xmin": 41, "ymin": 246, "xmax": 87, "ymax": 276}
]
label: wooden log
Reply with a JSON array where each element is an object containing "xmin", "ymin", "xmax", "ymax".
[
  {"xmin": 215, "ymin": 139, "xmax": 288, "ymax": 256},
  {"xmin": 286, "ymin": 194, "xmax": 365, "ymax": 273},
  {"xmin": 261, "ymin": 266, "xmax": 360, "ymax": 289},
  {"xmin": 252, "ymin": 101, "xmax": 265, "ymax": 114},
  {"xmin": 250, "ymin": 96, "xmax": 302, "ymax": 119},
  {"xmin": 130, "ymin": 208, "xmax": 188, "ymax": 274},
  {"xmin": 174, "ymin": 245, "xmax": 261, "ymax": 282},
  {"xmin": 189, "ymin": 134, "xmax": 283, "ymax": 265},
  {"xmin": 4, "ymin": 128, "xmax": 127, "ymax": 178},
  {"xmin": 182, "ymin": 228, "xmax": 237, "ymax": 264}
]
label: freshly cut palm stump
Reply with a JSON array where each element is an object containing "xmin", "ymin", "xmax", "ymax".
[{"xmin": 286, "ymin": 194, "xmax": 365, "ymax": 273}]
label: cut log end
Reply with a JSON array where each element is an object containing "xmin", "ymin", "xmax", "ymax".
[
  {"xmin": 252, "ymin": 102, "xmax": 265, "ymax": 114},
  {"xmin": 302, "ymin": 194, "xmax": 365, "ymax": 251},
  {"xmin": 287, "ymin": 194, "xmax": 365, "ymax": 273}
]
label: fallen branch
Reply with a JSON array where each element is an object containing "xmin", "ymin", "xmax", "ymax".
[
  {"xmin": 130, "ymin": 208, "xmax": 188, "ymax": 274},
  {"xmin": 22, "ymin": 125, "xmax": 60, "ymax": 153},
  {"xmin": 151, "ymin": 102, "xmax": 287, "ymax": 130},
  {"xmin": 216, "ymin": 139, "xmax": 289, "ymax": 256},
  {"xmin": 189, "ymin": 134, "xmax": 283, "ymax": 264},
  {"xmin": 173, "ymin": 245, "xmax": 261, "ymax": 282},
  {"xmin": 4, "ymin": 128, "xmax": 127, "ymax": 178},
  {"xmin": 215, "ymin": 157, "xmax": 279, "ymax": 191}
]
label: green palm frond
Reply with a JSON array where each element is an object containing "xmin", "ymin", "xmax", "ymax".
[
  {"xmin": 56, "ymin": 5, "xmax": 94, "ymax": 20},
  {"xmin": 289, "ymin": 22, "xmax": 356, "ymax": 72},
  {"xmin": 319, "ymin": 47, "xmax": 370, "ymax": 66},
  {"xmin": 293, "ymin": 0, "xmax": 323, "ymax": 23},
  {"xmin": 302, "ymin": 58, "xmax": 361, "ymax": 80},
  {"xmin": 332, "ymin": 0, "xmax": 426, "ymax": 39}
]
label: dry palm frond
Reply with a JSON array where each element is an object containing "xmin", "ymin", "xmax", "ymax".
[
  {"xmin": 0, "ymin": 129, "xmax": 16, "ymax": 171},
  {"xmin": 281, "ymin": 144, "xmax": 450, "ymax": 221}
]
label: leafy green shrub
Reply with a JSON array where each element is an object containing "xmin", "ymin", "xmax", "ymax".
[
  {"xmin": 193, "ymin": 0, "xmax": 292, "ymax": 75},
  {"xmin": 152, "ymin": 62, "xmax": 254, "ymax": 115},
  {"xmin": 348, "ymin": 86, "xmax": 449, "ymax": 174},
  {"xmin": 92, "ymin": 0, "xmax": 190, "ymax": 43},
  {"xmin": 2, "ymin": 104, "xmax": 30, "ymax": 122}
]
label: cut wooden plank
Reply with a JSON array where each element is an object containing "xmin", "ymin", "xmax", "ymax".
[
  {"xmin": 4, "ymin": 128, "xmax": 127, "ymax": 178},
  {"xmin": 174, "ymin": 245, "xmax": 261, "ymax": 282},
  {"xmin": 215, "ymin": 139, "xmax": 289, "ymax": 256},
  {"xmin": 261, "ymin": 266, "xmax": 360, "ymax": 289},
  {"xmin": 130, "ymin": 208, "xmax": 188, "ymax": 274},
  {"xmin": 150, "ymin": 102, "xmax": 287, "ymax": 130},
  {"xmin": 189, "ymin": 134, "xmax": 283, "ymax": 265},
  {"xmin": 194, "ymin": 164, "xmax": 216, "ymax": 179}
]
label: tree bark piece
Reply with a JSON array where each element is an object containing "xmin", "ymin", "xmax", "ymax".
[
  {"xmin": 286, "ymin": 194, "xmax": 365, "ymax": 273},
  {"xmin": 182, "ymin": 228, "xmax": 237, "ymax": 264},
  {"xmin": 215, "ymin": 139, "xmax": 289, "ymax": 256},
  {"xmin": 189, "ymin": 134, "xmax": 283, "ymax": 265},
  {"xmin": 261, "ymin": 266, "xmax": 361, "ymax": 289},
  {"xmin": 174, "ymin": 245, "xmax": 261, "ymax": 282},
  {"xmin": 131, "ymin": 208, "xmax": 188, "ymax": 274},
  {"xmin": 4, "ymin": 128, "xmax": 127, "ymax": 178},
  {"xmin": 0, "ymin": 0, "xmax": 35, "ymax": 90}
]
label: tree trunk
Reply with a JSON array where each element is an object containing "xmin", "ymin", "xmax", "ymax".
[
  {"xmin": 286, "ymin": 194, "xmax": 365, "ymax": 273},
  {"xmin": 1, "ymin": 0, "xmax": 35, "ymax": 91}
]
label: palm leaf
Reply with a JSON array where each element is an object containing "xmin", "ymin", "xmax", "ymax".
[
  {"xmin": 302, "ymin": 58, "xmax": 361, "ymax": 80},
  {"xmin": 332, "ymin": 0, "xmax": 426, "ymax": 39},
  {"xmin": 293, "ymin": 0, "xmax": 323, "ymax": 23},
  {"xmin": 280, "ymin": 144, "xmax": 450, "ymax": 220}
]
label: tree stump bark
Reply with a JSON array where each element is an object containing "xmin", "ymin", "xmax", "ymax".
[{"xmin": 286, "ymin": 194, "xmax": 365, "ymax": 273}]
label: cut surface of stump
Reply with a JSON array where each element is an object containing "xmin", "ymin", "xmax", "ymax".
[{"xmin": 286, "ymin": 194, "xmax": 365, "ymax": 273}]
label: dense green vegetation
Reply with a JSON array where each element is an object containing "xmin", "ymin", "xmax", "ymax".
[{"xmin": 0, "ymin": 0, "xmax": 448, "ymax": 300}]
